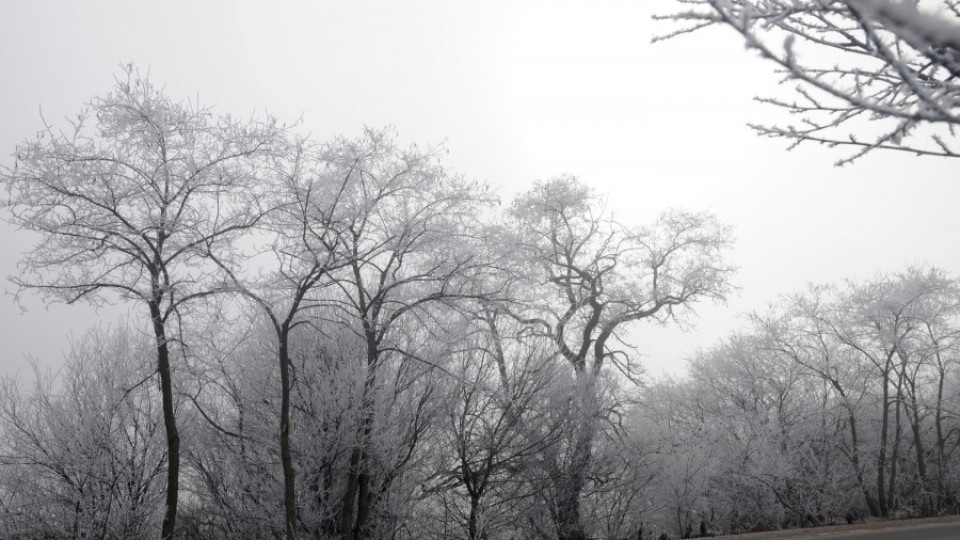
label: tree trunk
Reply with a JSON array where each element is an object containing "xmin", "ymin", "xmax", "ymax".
[
  {"xmin": 876, "ymin": 374, "xmax": 890, "ymax": 518},
  {"xmin": 151, "ymin": 300, "xmax": 180, "ymax": 540},
  {"xmin": 340, "ymin": 423, "xmax": 374, "ymax": 540},
  {"xmin": 468, "ymin": 490, "xmax": 483, "ymax": 540},
  {"xmin": 340, "ymin": 336, "xmax": 378, "ymax": 540},
  {"xmin": 354, "ymin": 468, "xmax": 372, "ymax": 539},
  {"xmin": 835, "ymin": 385, "xmax": 880, "ymax": 517},
  {"xmin": 555, "ymin": 432, "xmax": 591, "ymax": 540},
  {"xmin": 908, "ymin": 385, "xmax": 928, "ymax": 486},
  {"xmin": 887, "ymin": 370, "xmax": 905, "ymax": 513},
  {"xmin": 279, "ymin": 336, "xmax": 298, "ymax": 540},
  {"xmin": 936, "ymin": 370, "xmax": 947, "ymax": 510},
  {"xmin": 888, "ymin": 395, "xmax": 901, "ymax": 513},
  {"xmin": 899, "ymin": 353, "xmax": 928, "ymax": 501},
  {"xmin": 554, "ymin": 375, "xmax": 596, "ymax": 540},
  {"xmin": 340, "ymin": 446, "xmax": 363, "ymax": 540}
]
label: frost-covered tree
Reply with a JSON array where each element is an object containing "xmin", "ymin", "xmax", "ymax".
[
  {"xmin": 0, "ymin": 326, "xmax": 165, "ymax": 540},
  {"xmin": 653, "ymin": 266, "xmax": 960, "ymax": 535},
  {"xmin": 504, "ymin": 176, "xmax": 734, "ymax": 540},
  {"xmin": 431, "ymin": 314, "xmax": 563, "ymax": 540},
  {"xmin": 312, "ymin": 129, "xmax": 496, "ymax": 540},
  {"xmin": 0, "ymin": 66, "xmax": 283, "ymax": 540},
  {"xmin": 660, "ymin": 1, "xmax": 960, "ymax": 164},
  {"xmin": 204, "ymin": 133, "xmax": 353, "ymax": 540}
]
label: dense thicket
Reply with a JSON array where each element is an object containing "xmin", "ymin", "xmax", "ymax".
[{"xmin": 2, "ymin": 72, "xmax": 959, "ymax": 540}]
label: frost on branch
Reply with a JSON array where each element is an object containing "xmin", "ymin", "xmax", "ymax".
[{"xmin": 658, "ymin": 0, "xmax": 960, "ymax": 164}]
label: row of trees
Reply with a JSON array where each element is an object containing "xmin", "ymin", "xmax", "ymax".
[
  {"xmin": 0, "ymin": 69, "xmax": 734, "ymax": 540},
  {"xmin": 641, "ymin": 267, "xmax": 960, "ymax": 535},
  {"xmin": 650, "ymin": 2, "xmax": 960, "ymax": 530},
  {"xmin": 6, "ymin": 266, "xmax": 960, "ymax": 540},
  {"xmin": 4, "ymin": 64, "xmax": 960, "ymax": 539}
]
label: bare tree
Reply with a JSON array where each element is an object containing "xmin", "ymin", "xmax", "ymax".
[
  {"xmin": 0, "ymin": 66, "xmax": 282, "ymax": 540},
  {"xmin": 435, "ymin": 312, "xmax": 563, "ymax": 540},
  {"xmin": 753, "ymin": 288, "xmax": 883, "ymax": 517},
  {"xmin": 913, "ymin": 277, "xmax": 960, "ymax": 510},
  {"xmin": 659, "ymin": 1, "xmax": 960, "ymax": 164},
  {"xmin": 181, "ymin": 313, "xmax": 309, "ymax": 540},
  {"xmin": 826, "ymin": 270, "xmax": 953, "ymax": 516},
  {"xmin": 504, "ymin": 176, "xmax": 734, "ymax": 540},
  {"xmin": 205, "ymin": 134, "xmax": 353, "ymax": 540},
  {"xmin": 740, "ymin": 268, "xmax": 960, "ymax": 521},
  {"xmin": 317, "ymin": 128, "xmax": 496, "ymax": 540},
  {"xmin": 628, "ymin": 266, "xmax": 960, "ymax": 536}
]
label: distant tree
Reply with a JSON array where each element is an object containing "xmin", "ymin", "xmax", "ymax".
[
  {"xmin": 753, "ymin": 288, "xmax": 883, "ymax": 517},
  {"xmin": 660, "ymin": 1, "xmax": 960, "ymax": 164},
  {"xmin": 823, "ymin": 270, "xmax": 950, "ymax": 516},
  {"xmin": 910, "ymin": 275, "xmax": 960, "ymax": 510},
  {"xmin": 744, "ymin": 267, "xmax": 960, "ymax": 519},
  {"xmin": 0, "ymin": 66, "xmax": 282, "ymax": 540},
  {"xmin": 687, "ymin": 334, "xmax": 817, "ymax": 530}
]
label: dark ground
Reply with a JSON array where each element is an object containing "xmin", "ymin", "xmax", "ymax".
[{"xmin": 708, "ymin": 515, "xmax": 960, "ymax": 540}]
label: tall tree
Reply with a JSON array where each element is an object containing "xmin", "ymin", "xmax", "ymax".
[
  {"xmin": 913, "ymin": 276, "xmax": 960, "ymax": 509},
  {"xmin": 320, "ymin": 129, "xmax": 496, "ymax": 540},
  {"xmin": 206, "ymin": 135, "xmax": 352, "ymax": 540},
  {"xmin": 505, "ymin": 176, "xmax": 734, "ymax": 540},
  {"xmin": 0, "ymin": 67, "xmax": 282, "ymax": 540},
  {"xmin": 829, "ymin": 271, "xmax": 945, "ymax": 516}
]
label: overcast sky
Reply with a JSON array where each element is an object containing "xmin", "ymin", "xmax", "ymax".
[{"xmin": 2, "ymin": 1, "xmax": 959, "ymax": 380}]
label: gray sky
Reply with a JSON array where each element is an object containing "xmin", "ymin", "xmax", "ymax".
[{"xmin": 2, "ymin": 1, "xmax": 959, "ymax": 380}]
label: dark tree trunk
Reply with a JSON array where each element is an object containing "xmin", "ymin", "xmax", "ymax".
[
  {"xmin": 555, "ymin": 440, "xmax": 590, "ymax": 540},
  {"xmin": 877, "ymin": 374, "xmax": 891, "ymax": 518},
  {"xmin": 467, "ymin": 487, "xmax": 484, "ymax": 540},
  {"xmin": 887, "ymin": 376, "xmax": 905, "ymax": 513},
  {"xmin": 852, "ymin": 418, "xmax": 881, "ymax": 517},
  {"xmin": 340, "ymin": 331, "xmax": 378, "ymax": 540},
  {"xmin": 554, "ymin": 376, "xmax": 596, "ymax": 540},
  {"xmin": 898, "ymin": 351, "xmax": 928, "ymax": 498},
  {"xmin": 354, "ymin": 468, "xmax": 372, "ymax": 539},
  {"xmin": 340, "ymin": 446, "xmax": 363, "ymax": 540},
  {"xmin": 340, "ymin": 423, "xmax": 375, "ymax": 540},
  {"xmin": 936, "ymin": 370, "xmax": 947, "ymax": 510},
  {"xmin": 279, "ymin": 336, "xmax": 298, "ymax": 540},
  {"xmin": 151, "ymin": 300, "xmax": 180, "ymax": 540},
  {"xmin": 909, "ymin": 388, "xmax": 928, "ymax": 486},
  {"xmin": 834, "ymin": 383, "xmax": 880, "ymax": 518}
]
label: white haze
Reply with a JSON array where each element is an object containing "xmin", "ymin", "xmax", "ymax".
[{"xmin": 1, "ymin": 1, "xmax": 959, "ymax": 380}]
